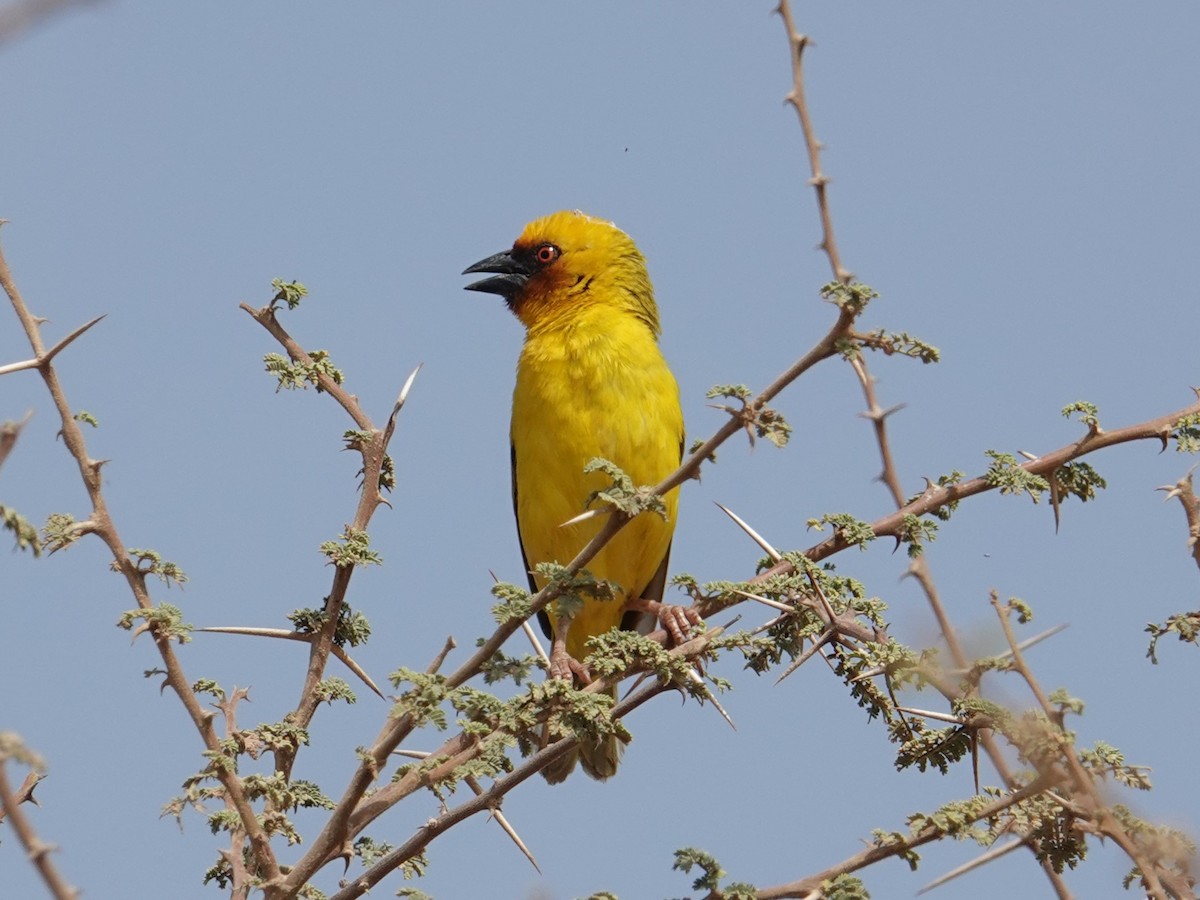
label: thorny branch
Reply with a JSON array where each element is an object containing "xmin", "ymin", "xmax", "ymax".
[
  {"xmin": 1, "ymin": 238, "xmax": 283, "ymax": 885},
  {"xmin": 779, "ymin": 0, "xmax": 1074, "ymax": 885},
  {"xmin": 754, "ymin": 774, "xmax": 1063, "ymax": 899},
  {"xmin": 0, "ymin": 755, "xmax": 77, "ymax": 900},
  {"xmin": 281, "ymin": 31, "xmax": 1200, "ymax": 890},
  {"xmin": 752, "ymin": 4, "xmax": 1198, "ymax": 898},
  {"xmin": 0, "ymin": 735, "xmax": 68, "ymax": 900},
  {"xmin": 237, "ymin": 301, "xmax": 410, "ymax": 783},
  {"xmin": 842, "ymin": 356, "xmax": 1075, "ymax": 895},
  {"xmin": 327, "ymin": 627, "xmax": 726, "ymax": 900},
  {"xmin": 776, "ymin": 0, "xmax": 851, "ymax": 285},
  {"xmin": 1159, "ymin": 468, "xmax": 1200, "ymax": 572},
  {"xmin": 991, "ymin": 596, "xmax": 1194, "ymax": 899},
  {"xmin": 274, "ymin": 277, "xmax": 862, "ymax": 895},
  {"xmin": 5, "ymin": 5, "xmax": 1197, "ymax": 896}
]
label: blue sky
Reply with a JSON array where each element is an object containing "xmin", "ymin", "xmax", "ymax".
[{"xmin": 3, "ymin": 3, "xmax": 1199, "ymax": 898}]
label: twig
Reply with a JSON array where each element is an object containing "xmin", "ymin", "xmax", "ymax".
[
  {"xmin": 238, "ymin": 304, "xmax": 418, "ymax": 786},
  {"xmin": 1, "ymin": 234, "xmax": 282, "ymax": 882},
  {"xmin": 0, "ymin": 314, "xmax": 105, "ymax": 376},
  {"xmin": 754, "ymin": 774, "xmax": 1061, "ymax": 899},
  {"xmin": 751, "ymin": 396, "xmax": 1200, "ymax": 586},
  {"xmin": 425, "ymin": 634, "xmax": 457, "ymax": 675},
  {"xmin": 391, "ymin": 750, "xmax": 541, "ymax": 873},
  {"xmin": 319, "ymin": 626, "xmax": 730, "ymax": 894},
  {"xmin": 0, "ymin": 746, "xmax": 78, "ymax": 900},
  {"xmin": 776, "ymin": 0, "xmax": 852, "ymax": 284},
  {"xmin": 770, "ymin": 5, "xmax": 1076, "ymax": 896},
  {"xmin": 1158, "ymin": 467, "xmax": 1200, "ymax": 572},
  {"xmin": 991, "ymin": 595, "xmax": 1176, "ymax": 900}
]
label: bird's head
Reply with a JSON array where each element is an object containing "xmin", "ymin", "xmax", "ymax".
[{"xmin": 463, "ymin": 210, "xmax": 660, "ymax": 335}]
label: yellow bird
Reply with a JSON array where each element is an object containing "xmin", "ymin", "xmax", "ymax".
[{"xmin": 464, "ymin": 210, "xmax": 697, "ymax": 782}]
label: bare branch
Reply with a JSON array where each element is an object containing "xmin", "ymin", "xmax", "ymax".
[
  {"xmin": 1158, "ymin": 467, "xmax": 1200, "ymax": 572},
  {"xmin": 755, "ymin": 775, "xmax": 1062, "ymax": 899},
  {"xmin": 0, "ymin": 738, "xmax": 78, "ymax": 900},
  {"xmin": 1, "ymin": 233, "xmax": 282, "ymax": 882}
]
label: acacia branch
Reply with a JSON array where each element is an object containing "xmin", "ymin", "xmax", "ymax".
[
  {"xmin": 749, "ymin": 6, "xmax": 1194, "ymax": 898},
  {"xmin": 847, "ymin": 349, "xmax": 1072, "ymax": 892},
  {"xmin": 776, "ymin": 0, "xmax": 851, "ymax": 284},
  {"xmin": 1159, "ymin": 468, "xmax": 1200, "ymax": 572},
  {"xmin": 326, "ymin": 632, "xmax": 718, "ymax": 898},
  {"xmin": 991, "ymin": 596, "xmax": 1189, "ymax": 900},
  {"xmin": 275, "ymin": 297, "xmax": 861, "ymax": 894},
  {"xmin": 0, "ymin": 757, "xmax": 77, "ymax": 900},
  {"xmin": 755, "ymin": 773, "xmax": 1063, "ymax": 899},
  {"xmin": 237, "ymin": 302, "xmax": 414, "ymax": 781},
  {"xmin": 751, "ymin": 397, "xmax": 1200, "ymax": 582},
  {"xmin": 2, "ymin": 238, "xmax": 282, "ymax": 882}
]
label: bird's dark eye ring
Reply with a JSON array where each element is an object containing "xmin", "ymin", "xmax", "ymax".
[{"xmin": 534, "ymin": 243, "xmax": 560, "ymax": 265}]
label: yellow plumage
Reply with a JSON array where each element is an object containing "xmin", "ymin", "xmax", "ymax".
[{"xmin": 464, "ymin": 210, "xmax": 683, "ymax": 781}]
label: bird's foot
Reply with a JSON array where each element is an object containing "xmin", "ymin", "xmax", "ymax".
[
  {"xmin": 549, "ymin": 640, "xmax": 592, "ymax": 684},
  {"xmin": 626, "ymin": 597, "xmax": 704, "ymax": 645}
]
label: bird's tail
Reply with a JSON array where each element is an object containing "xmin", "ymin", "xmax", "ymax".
[{"xmin": 540, "ymin": 683, "xmax": 625, "ymax": 784}]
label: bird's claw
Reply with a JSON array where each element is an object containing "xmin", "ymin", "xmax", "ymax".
[
  {"xmin": 627, "ymin": 597, "xmax": 703, "ymax": 645},
  {"xmin": 549, "ymin": 642, "xmax": 592, "ymax": 684},
  {"xmin": 658, "ymin": 602, "xmax": 703, "ymax": 645}
]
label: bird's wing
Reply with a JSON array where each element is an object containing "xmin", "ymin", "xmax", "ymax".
[
  {"xmin": 516, "ymin": 435, "xmax": 684, "ymax": 640},
  {"xmin": 620, "ymin": 433, "xmax": 683, "ymax": 634},
  {"xmin": 511, "ymin": 441, "xmax": 552, "ymax": 637},
  {"xmin": 620, "ymin": 542, "xmax": 672, "ymax": 634}
]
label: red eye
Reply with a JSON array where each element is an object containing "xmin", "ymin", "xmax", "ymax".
[{"xmin": 534, "ymin": 243, "xmax": 560, "ymax": 265}]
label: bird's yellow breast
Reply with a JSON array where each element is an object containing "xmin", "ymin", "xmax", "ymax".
[{"xmin": 511, "ymin": 303, "xmax": 682, "ymax": 661}]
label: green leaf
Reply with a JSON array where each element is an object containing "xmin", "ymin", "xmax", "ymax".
[
  {"xmin": 269, "ymin": 278, "xmax": 308, "ymax": 310},
  {"xmin": 1172, "ymin": 412, "xmax": 1200, "ymax": 453},
  {"xmin": 117, "ymin": 547, "xmax": 189, "ymax": 586},
  {"xmin": 319, "ymin": 527, "xmax": 382, "ymax": 568},
  {"xmin": 263, "ymin": 348, "xmax": 345, "ymax": 393},
  {"xmin": 806, "ymin": 513, "xmax": 876, "ymax": 549},
  {"xmin": 1, "ymin": 505, "xmax": 42, "ymax": 556},
  {"xmin": 821, "ymin": 281, "xmax": 879, "ymax": 315},
  {"xmin": 983, "ymin": 450, "xmax": 1050, "ymax": 502},
  {"xmin": 583, "ymin": 457, "xmax": 667, "ymax": 518},
  {"xmin": 288, "ymin": 602, "xmax": 371, "ymax": 647},
  {"xmin": 1145, "ymin": 610, "xmax": 1200, "ymax": 664},
  {"xmin": 116, "ymin": 603, "xmax": 193, "ymax": 643},
  {"xmin": 1061, "ymin": 400, "xmax": 1100, "ymax": 429},
  {"xmin": 858, "ymin": 328, "xmax": 940, "ymax": 363}
]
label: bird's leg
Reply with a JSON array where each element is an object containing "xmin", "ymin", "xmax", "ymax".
[
  {"xmin": 625, "ymin": 597, "xmax": 703, "ymax": 646},
  {"xmin": 548, "ymin": 615, "xmax": 592, "ymax": 684}
]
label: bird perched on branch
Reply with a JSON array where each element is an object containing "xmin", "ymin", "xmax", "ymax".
[{"xmin": 464, "ymin": 210, "xmax": 700, "ymax": 782}]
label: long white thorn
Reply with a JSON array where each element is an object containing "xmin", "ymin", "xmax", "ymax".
[
  {"xmin": 917, "ymin": 836, "xmax": 1027, "ymax": 895},
  {"xmin": 731, "ymin": 588, "xmax": 795, "ymax": 614},
  {"xmin": 714, "ymin": 502, "xmax": 782, "ymax": 561},
  {"xmin": 559, "ymin": 507, "xmax": 605, "ymax": 528},
  {"xmin": 521, "ymin": 620, "xmax": 551, "ymax": 666}
]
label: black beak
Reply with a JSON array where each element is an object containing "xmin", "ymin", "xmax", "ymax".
[{"xmin": 462, "ymin": 250, "xmax": 534, "ymax": 300}]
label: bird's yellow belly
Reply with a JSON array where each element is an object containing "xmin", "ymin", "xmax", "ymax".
[{"xmin": 512, "ymin": 328, "xmax": 681, "ymax": 662}]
